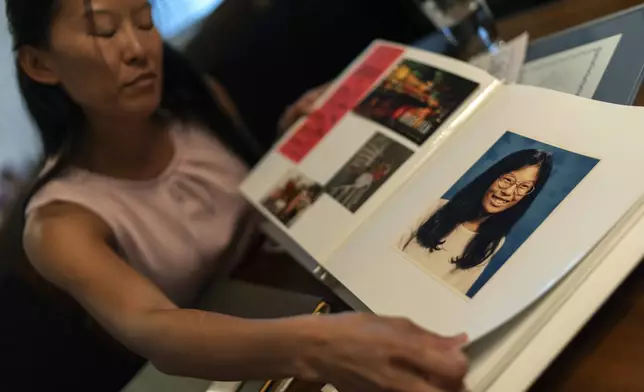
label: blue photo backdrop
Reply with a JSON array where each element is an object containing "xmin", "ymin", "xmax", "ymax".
[{"xmin": 439, "ymin": 131, "xmax": 600, "ymax": 298}]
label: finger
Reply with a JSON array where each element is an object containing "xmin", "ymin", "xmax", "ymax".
[
  {"xmin": 300, "ymin": 84, "xmax": 331, "ymax": 113},
  {"xmin": 278, "ymin": 84, "xmax": 332, "ymax": 132},
  {"xmin": 395, "ymin": 344, "xmax": 469, "ymax": 389},
  {"xmin": 391, "ymin": 318, "xmax": 469, "ymax": 350},
  {"xmin": 304, "ymin": 84, "xmax": 329, "ymax": 101},
  {"xmin": 278, "ymin": 105, "xmax": 300, "ymax": 132},
  {"xmin": 298, "ymin": 100, "xmax": 317, "ymax": 116},
  {"xmin": 313, "ymin": 83, "xmax": 332, "ymax": 97},
  {"xmin": 305, "ymin": 87, "xmax": 324, "ymax": 101},
  {"xmin": 279, "ymin": 96, "xmax": 317, "ymax": 132},
  {"xmin": 430, "ymin": 333, "xmax": 469, "ymax": 351},
  {"xmin": 298, "ymin": 93, "xmax": 321, "ymax": 115},
  {"xmin": 389, "ymin": 318, "xmax": 450, "ymax": 346},
  {"xmin": 447, "ymin": 333, "xmax": 469, "ymax": 348}
]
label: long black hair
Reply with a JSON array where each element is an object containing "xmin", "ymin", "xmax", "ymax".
[
  {"xmin": 1, "ymin": 0, "xmax": 262, "ymax": 304},
  {"xmin": 414, "ymin": 149, "xmax": 553, "ymax": 270}
]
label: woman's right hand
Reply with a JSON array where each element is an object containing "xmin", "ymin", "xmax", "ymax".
[{"xmin": 297, "ymin": 313, "xmax": 469, "ymax": 392}]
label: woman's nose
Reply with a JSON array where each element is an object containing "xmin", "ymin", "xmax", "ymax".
[{"xmin": 121, "ymin": 26, "xmax": 147, "ymax": 66}]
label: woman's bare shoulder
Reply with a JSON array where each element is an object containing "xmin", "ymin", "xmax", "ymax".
[
  {"xmin": 25, "ymin": 202, "xmax": 111, "ymax": 252},
  {"xmin": 23, "ymin": 202, "xmax": 117, "ymax": 287}
]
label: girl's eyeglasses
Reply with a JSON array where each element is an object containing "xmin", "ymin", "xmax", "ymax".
[{"xmin": 497, "ymin": 174, "xmax": 535, "ymax": 196}]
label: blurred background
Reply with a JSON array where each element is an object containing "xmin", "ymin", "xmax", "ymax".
[{"xmin": 178, "ymin": 0, "xmax": 555, "ymax": 148}]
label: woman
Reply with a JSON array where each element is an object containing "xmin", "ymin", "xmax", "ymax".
[
  {"xmin": 1, "ymin": 0, "xmax": 469, "ymax": 391},
  {"xmin": 399, "ymin": 149, "xmax": 553, "ymax": 295}
]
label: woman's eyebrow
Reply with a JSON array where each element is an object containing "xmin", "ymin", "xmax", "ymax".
[
  {"xmin": 84, "ymin": 9, "xmax": 114, "ymax": 17},
  {"xmin": 133, "ymin": 2, "xmax": 152, "ymax": 12},
  {"xmin": 82, "ymin": 2, "xmax": 151, "ymax": 17}
]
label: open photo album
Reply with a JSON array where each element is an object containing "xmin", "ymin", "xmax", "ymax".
[{"xmin": 240, "ymin": 40, "xmax": 644, "ymax": 341}]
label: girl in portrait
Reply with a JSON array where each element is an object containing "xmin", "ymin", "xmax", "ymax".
[{"xmin": 399, "ymin": 149, "xmax": 553, "ymax": 295}]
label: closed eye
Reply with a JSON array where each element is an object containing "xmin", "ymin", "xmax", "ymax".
[
  {"xmin": 135, "ymin": 4, "xmax": 155, "ymax": 31},
  {"xmin": 92, "ymin": 28, "xmax": 117, "ymax": 38},
  {"xmin": 86, "ymin": 12, "xmax": 118, "ymax": 38}
]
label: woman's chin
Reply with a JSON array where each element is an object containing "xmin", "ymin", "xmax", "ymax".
[{"xmin": 120, "ymin": 97, "xmax": 162, "ymax": 118}]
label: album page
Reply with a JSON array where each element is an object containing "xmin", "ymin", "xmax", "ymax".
[
  {"xmin": 240, "ymin": 41, "xmax": 499, "ymax": 262},
  {"xmin": 322, "ymin": 83, "xmax": 644, "ymax": 341}
]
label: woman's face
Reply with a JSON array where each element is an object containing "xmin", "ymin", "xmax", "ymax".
[
  {"xmin": 24, "ymin": 0, "xmax": 163, "ymax": 118},
  {"xmin": 482, "ymin": 165, "xmax": 541, "ymax": 214}
]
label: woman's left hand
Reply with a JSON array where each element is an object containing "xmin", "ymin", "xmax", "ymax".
[{"xmin": 278, "ymin": 83, "xmax": 331, "ymax": 135}]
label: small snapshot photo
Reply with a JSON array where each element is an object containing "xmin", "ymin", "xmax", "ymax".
[
  {"xmin": 396, "ymin": 131, "xmax": 599, "ymax": 298},
  {"xmin": 326, "ymin": 133, "xmax": 413, "ymax": 213},
  {"xmin": 261, "ymin": 170, "xmax": 324, "ymax": 228},
  {"xmin": 354, "ymin": 59, "xmax": 480, "ymax": 145}
]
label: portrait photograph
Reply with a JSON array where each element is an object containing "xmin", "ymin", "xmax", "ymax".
[
  {"xmin": 396, "ymin": 131, "xmax": 600, "ymax": 298},
  {"xmin": 326, "ymin": 133, "xmax": 413, "ymax": 213},
  {"xmin": 354, "ymin": 59, "xmax": 480, "ymax": 145},
  {"xmin": 261, "ymin": 170, "xmax": 323, "ymax": 228}
]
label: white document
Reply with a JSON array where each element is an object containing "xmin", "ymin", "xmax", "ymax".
[
  {"xmin": 519, "ymin": 34, "xmax": 622, "ymax": 98},
  {"xmin": 469, "ymin": 32, "xmax": 530, "ymax": 83}
]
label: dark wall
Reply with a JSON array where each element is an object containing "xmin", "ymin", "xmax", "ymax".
[{"xmin": 184, "ymin": 0, "xmax": 554, "ymax": 148}]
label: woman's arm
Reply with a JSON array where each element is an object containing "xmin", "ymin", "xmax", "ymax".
[
  {"xmin": 205, "ymin": 77, "xmax": 247, "ymax": 130},
  {"xmin": 24, "ymin": 203, "xmax": 469, "ymax": 391},
  {"xmin": 23, "ymin": 203, "xmax": 309, "ymax": 381}
]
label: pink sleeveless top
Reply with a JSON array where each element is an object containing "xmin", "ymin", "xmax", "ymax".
[{"xmin": 26, "ymin": 123, "xmax": 253, "ymax": 305}]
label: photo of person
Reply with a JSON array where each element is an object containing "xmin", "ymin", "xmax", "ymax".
[
  {"xmin": 354, "ymin": 60, "xmax": 479, "ymax": 145},
  {"xmin": 262, "ymin": 171, "xmax": 324, "ymax": 227},
  {"xmin": 397, "ymin": 131, "xmax": 599, "ymax": 298},
  {"xmin": 326, "ymin": 133, "xmax": 413, "ymax": 213}
]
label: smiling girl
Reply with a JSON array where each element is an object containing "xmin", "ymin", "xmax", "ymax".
[{"xmin": 399, "ymin": 149, "xmax": 553, "ymax": 295}]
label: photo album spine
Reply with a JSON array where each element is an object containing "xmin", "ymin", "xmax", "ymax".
[{"xmin": 240, "ymin": 39, "xmax": 501, "ymax": 263}]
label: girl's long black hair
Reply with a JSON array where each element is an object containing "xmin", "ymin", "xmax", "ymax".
[
  {"xmin": 414, "ymin": 149, "xmax": 553, "ymax": 270},
  {"xmin": 1, "ymin": 0, "xmax": 262, "ymax": 304}
]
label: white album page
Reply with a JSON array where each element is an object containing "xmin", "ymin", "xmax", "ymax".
[{"xmin": 322, "ymin": 83, "xmax": 644, "ymax": 340}]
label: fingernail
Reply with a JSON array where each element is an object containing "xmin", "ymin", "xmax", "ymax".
[{"xmin": 452, "ymin": 333, "xmax": 469, "ymax": 346}]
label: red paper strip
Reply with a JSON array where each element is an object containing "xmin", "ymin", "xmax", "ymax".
[{"xmin": 279, "ymin": 44, "xmax": 405, "ymax": 163}]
